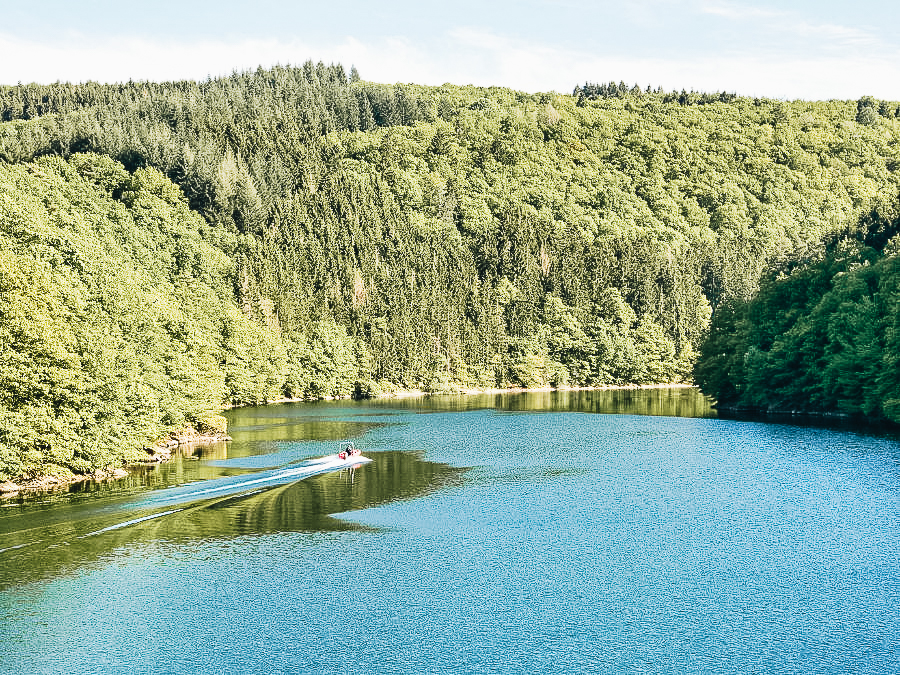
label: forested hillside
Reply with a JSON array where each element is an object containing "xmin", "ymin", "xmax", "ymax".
[
  {"xmin": 0, "ymin": 155, "xmax": 281, "ymax": 479},
  {"xmin": 693, "ymin": 204, "xmax": 900, "ymax": 423},
  {"xmin": 2, "ymin": 63, "xmax": 899, "ymax": 479}
]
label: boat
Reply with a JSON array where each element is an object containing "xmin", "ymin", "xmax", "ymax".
[{"xmin": 337, "ymin": 442, "xmax": 363, "ymax": 461}]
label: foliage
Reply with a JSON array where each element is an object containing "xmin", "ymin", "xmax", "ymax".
[
  {"xmin": 694, "ymin": 202, "xmax": 900, "ymax": 422},
  {"xmin": 0, "ymin": 155, "xmax": 293, "ymax": 479},
  {"xmin": 2, "ymin": 65, "xmax": 900, "ymax": 475}
]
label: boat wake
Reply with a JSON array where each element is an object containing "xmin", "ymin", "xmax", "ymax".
[
  {"xmin": 142, "ymin": 453, "xmax": 372, "ymax": 506},
  {"xmin": 78, "ymin": 509, "xmax": 183, "ymax": 538},
  {"xmin": 0, "ymin": 453, "xmax": 373, "ymax": 573}
]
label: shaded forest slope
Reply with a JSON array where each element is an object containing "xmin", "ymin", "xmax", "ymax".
[{"xmin": 693, "ymin": 206, "xmax": 900, "ymax": 423}]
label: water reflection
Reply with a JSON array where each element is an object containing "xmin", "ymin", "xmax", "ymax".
[
  {"xmin": 0, "ymin": 451, "xmax": 460, "ymax": 589},
  {"xmin": 0, "ymin": 389, "xmax": 718, "ymax": 591},
  {"xmin": 166, "ymin": 450, "xmax": 463, "ymax": 538},
  {"xmin": 368, "ymin": 387, "xmax": 717, "ymax": 418},
  {"xmin": 9, "ymin": 443, "xmax": 240, "ymax": 505},
  {"xmin": 225, "ymin": 419, "xmax": 381, "ymax": 449},
  {"xmin": 715, "ymin": 407, "xmax": 900, "ymax": 439}
]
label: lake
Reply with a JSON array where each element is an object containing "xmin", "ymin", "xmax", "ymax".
[{"xmin": 2, "ymin": 388, "xmax": 899, "ymax": 674}]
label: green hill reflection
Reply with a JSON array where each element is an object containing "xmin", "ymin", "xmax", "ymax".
[{"xmin": 0, "ymin": 451, "xmax": 461, "ymax": 589}]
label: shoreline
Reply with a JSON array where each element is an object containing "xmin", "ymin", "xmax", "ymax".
[
  {"xmin": 226, "ymin": 382, "xmax": 696, "ymax": 406},
  {"xmin": 0, "ymin": 430, "xmax": 231, "ymax": 498},
  {"xmin": 713, "ymin": 403, "xmax": 900, "ymax": 430},
  {"xmin": 370, "ymin": 382, "xmax": 696, "ymax": 400},
  {"xmin": 0, "ymin": 383, "xmax": 693, "ymax": 497}
]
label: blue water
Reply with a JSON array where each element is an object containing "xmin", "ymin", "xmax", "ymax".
[{"xmin": 2, "ymin": 391, "xmax": 899, "ymax": 674}]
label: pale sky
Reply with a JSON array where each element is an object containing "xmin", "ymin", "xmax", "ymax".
[{"xmin": 2, "ymin": 0, "xmax": 899, "ymax": 100}]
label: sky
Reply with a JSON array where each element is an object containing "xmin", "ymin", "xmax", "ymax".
[{"xmin": 2, "ymin": 0, "xmax": 899, "ymax": 100}]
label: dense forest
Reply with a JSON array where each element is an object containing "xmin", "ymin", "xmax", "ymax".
[
  {"xmin": 2, "ymin": 63, "xmax": 900, "ymax": 480},
  {"xmin": 693, "ymin": 202, "xmax": 900, "ymax": 422}
]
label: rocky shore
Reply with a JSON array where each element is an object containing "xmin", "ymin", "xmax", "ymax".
[
  {"xmin": 0, "ymin": 427, "xmax": 231, "ymax": 497},
  {"xmin": 0, "ymin": 466, "xmax": 132, "ymax": 495},
  {"xmin": 142, "ymin": 428, "xmax": 232, "ymax": 463}
]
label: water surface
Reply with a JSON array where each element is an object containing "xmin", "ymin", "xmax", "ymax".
[{"xmin": 2, "ymin": 389, "xmax": 899, "ymax": 674}]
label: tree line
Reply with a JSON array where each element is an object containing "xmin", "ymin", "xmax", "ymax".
[
  {"xmin": 2, "ymin": 63, "xmax": 900, "ymax": 479},
  {"xmin": 693, "ymin": 199, "xmax": 900, "ymax": 423},
  {"xmin": 574, "ymin": 81, "xmax": 738, "ymax": 106}
]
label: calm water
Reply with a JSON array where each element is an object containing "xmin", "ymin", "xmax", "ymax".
[{"xmin": 2, "ymin": 388, "xmax": 900, "ymax": 674}]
